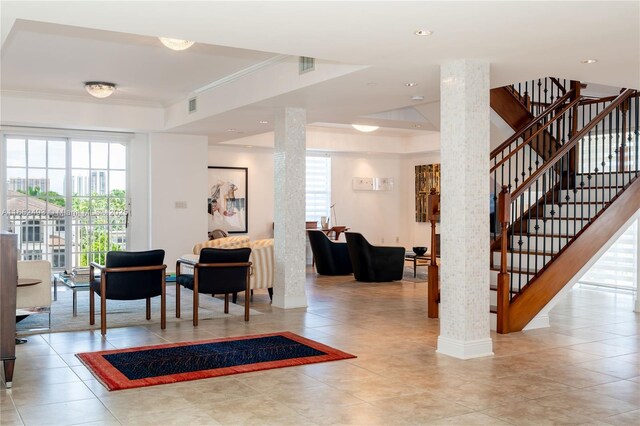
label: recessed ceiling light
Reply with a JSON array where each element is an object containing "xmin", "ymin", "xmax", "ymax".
[
  {"xmin": 411, "ymin": 95, "xmax": 424, "ymax": 101},
  {"xmin": 352, "ymin": 124, "xmax": 379, "ymax": 133},
  {"xmin": 247, "ymin": 145, "xmax": 253, "ymax": 148},
  {"xmin": 404, "ymin": 82, "xmax": 418, "ymax": 87},
  {"xmin": 226, "ymin": 128, "xmax": 236, "ymax": 132},
  {"xmin": 158, "ymin": 37, "xmax": 195, "ymax": 51},
  {"xmin": 412, "ymin": 124, "xmax": 422, "ymax": 128},
  {"xmin": 414, "ymin": 30, "xmax": 433, "ymax": 36},
  {"xmin": 581, "ymin": 59, "xmax": 598, "ymax": 64},
  {"xmin": 258, "ymin": 120, "xmax": 269, "ymax": 124}
]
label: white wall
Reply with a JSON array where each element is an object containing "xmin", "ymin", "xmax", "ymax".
[
  {"xmin": 127, "ymin": 133, "xmax": 150, "ymax": 251},
  {"xmin": 148, "ymin": 133, "xmax": 208, "ymax": 268}
]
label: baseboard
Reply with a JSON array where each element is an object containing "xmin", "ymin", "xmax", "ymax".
[
  {"xmin": 436, "ymin": 336, "xmax": 494, "ymax": 359},
  {"xmin": 523, "ymin": 314, "xmax": 550, "ymax": 331},
  {"xmin": 272, "ymin": 294, "xmax": 308, "ymax": 309}
]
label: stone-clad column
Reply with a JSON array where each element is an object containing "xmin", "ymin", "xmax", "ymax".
[
  {"xmin": 437, "ymin": 60, "xmax": 493, "ymax": 359},
  {"xmin": 272, "ymin": 107, "xmax": 308, "ymax": 309},
  {"xmin": 635, "ymin": 219, "xmax": 639, "ymax": 313}
]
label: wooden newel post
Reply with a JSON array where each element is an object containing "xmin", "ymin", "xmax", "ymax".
[
  {"xmin": 427, "ymin": 188, "xmax": 440, "ymax": 318},
  {"xmin": 497, "ymin": 186, "xmax": 511, "ymax": 334}
]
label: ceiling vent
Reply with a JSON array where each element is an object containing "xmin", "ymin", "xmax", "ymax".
[
  {"xmin": 299, "ymin": 56, "xmax": 315, "ymax": 74},
  {"xmin": 188, "ymin": 97, "xmax": 197, "ymax": 114}
]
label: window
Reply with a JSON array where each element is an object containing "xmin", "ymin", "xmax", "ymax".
[
  {"xmin": 4, "ymin": 134, "xmax": 128, "ymax": 270},
  {"xmin": 305, "ymin": 155, "xmax": 331, "ymax": 223},
  {"xmin": 579, "ymin": 220, "xmax": 637, "ymax": 291},
  {"xmin": 21, "ymin": 220, "xmax": 42, "ymax": 242}
]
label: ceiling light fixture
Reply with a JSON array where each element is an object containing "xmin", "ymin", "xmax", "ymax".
[
  {"xmin": 414, "ymin": 30, "xmax": 433, "ymax": 36},
  {"xmin": 226, "ymin": 128, "xmax": 237, "ymax": 132},
  {"xmin": 258, "ymin": 120, "xmax": 269, "ymax": 124},
  {"xmin": 158, "ymin": 37, "xmax": 195, "ymax": 51},
  {"xmin": 352, "ymin": 124, "xmax": 379, "ymax": 133},
  {"xmin": 581, "ymin": 58, "xmax": 598, "ymax": 64},
  {"xmin": 411, "ymin": 95, "xmax": 424, "ymax": 101},
  {"xmin": 404, "ymin": 82, "xmax": 418, "ymax": 87},
  {"xmin": 84, "ymin": 82, "xmax": 116, "ymax": 98}
]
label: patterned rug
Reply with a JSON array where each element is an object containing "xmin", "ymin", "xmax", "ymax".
[{"xmin": 76, "ymin": 332, "xmax": 356, "ymax": 391}]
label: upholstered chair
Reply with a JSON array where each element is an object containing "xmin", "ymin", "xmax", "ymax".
[
  {"xmin": 307, "ymin": 230, "xmax": 353, "ymax": 276},
  {"xmin": 176, "ymin": 248, "xmax": 252, "ymax": 325},
  {"xmin": 345, "ymin": 232, "xmax": 405, "ymax": 282},
  {"xmin": 248, "ymin": 239, "xmax": 274, "ymax": 300},
  {"xmin": 90, "ymin": 250, "xmax": 167, "ymax": 335},
  {"xmin": 17, "ymin": 260, "xmax": 52, "ymax": 328}
]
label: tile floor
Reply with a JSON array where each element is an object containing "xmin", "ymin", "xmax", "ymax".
[{"xmin": 1, "ymin": 272, "xmax": 639, "ymax": 425}]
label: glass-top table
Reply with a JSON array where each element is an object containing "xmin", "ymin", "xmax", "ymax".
[{"xmin": 53, "ymin": 274, "xmax": 90, "ymax": 317}]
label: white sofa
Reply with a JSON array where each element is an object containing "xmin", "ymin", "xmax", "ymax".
[
  {"xmin": 183, "ymin": 237, "xmax": 274, "ymax": 300},
  {"xmin": 17, "ymin": 260, "xmax": 52, "ymax": 328}
]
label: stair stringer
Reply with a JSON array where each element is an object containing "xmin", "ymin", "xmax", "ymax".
[
  {"xmin": 507, "ymin": 176, "xmax": 640, "ymax": 332},
  {"xmin": 524, "ymin": 208, "xmax": 640, "ymax": 330}
]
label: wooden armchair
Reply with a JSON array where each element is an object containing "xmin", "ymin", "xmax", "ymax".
[{"xmin": 89, "ymin": 250, "xmax": 167, "ymax": 335}]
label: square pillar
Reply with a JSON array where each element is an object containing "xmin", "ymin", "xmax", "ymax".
[
  {"xmin": 272, "ymin": 107, "xmax": 308, "ymax": 309},
  {"xmin": 437, "ymin": 60, "xmax": 493, "ymax": 359}
]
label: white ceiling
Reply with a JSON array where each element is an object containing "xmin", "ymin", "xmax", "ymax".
[{"xmin": 1, "ymin": 1, "xmax": 638, "ymax": 143}]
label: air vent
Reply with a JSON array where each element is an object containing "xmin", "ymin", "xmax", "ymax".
[
  {"xmin": 299, "ymin": 56, "xmax": 315, "ymax": 74},
  {"xmin": 188, "ymin": 97, "xmax": 197, "ymax": 113}
]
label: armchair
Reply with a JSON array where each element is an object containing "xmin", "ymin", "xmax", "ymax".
[
  {"xmin": 307, "ymin": 230, "xmax": 352, "ymax": 276},
  {"xmin": 89, "ymin": 250, "xmax": 167, "ymax": 335},
  {"xmin": 345, "ymin": 232, "xmax": 405, "ymax": 282},
  {"xmin": 176, "ymin": 248, "xmax": 252, "ymax": 326},
  {"xmin": 17, "ymin": 260, "xmax": 52, "ymax": 328},
  {"xmin": 248, "ymin": 239, "xmax": 274, "ymax": 300}
]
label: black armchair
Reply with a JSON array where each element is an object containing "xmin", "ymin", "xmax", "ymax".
[
  {"xmin": 307, "ymin": 230, "xmax": 353, "ymax": 275},
  {"xmin": 345, "ymin": 232, "xmax": 405, "ymax": 282},
  {"xmin": 90, "ymin": 250, "xmax": 167, "ymax": 336},
  {"xmin": 176, "ymin": 248, "xmax": 252, "ymax": 326}
]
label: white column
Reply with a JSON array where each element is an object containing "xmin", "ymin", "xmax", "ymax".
[
  {"xmin": 272, "ymin": 107, "xmax": 308, "ymax": 309},
  {"xmin": 437, "ymin": 60, "xmax": 493, "ymax": 359},
  {"xmin": 635, "ymin": 219, "xmax": 640, "ymax": 313}
]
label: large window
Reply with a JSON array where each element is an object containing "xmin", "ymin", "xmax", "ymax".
[
  {"xmin": 579, "ymin": 220, "xmax": 637, "ymax": 291},
  {"xmin": 4, "ymin": 134, "xmax": 128, "ymax": 270},
  {"xmin": 305, "ymin": 155, "xmax": 331, "ymax": 224}
]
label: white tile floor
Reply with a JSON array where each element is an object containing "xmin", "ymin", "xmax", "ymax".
[{"xmin": 1, "ymin": 274, "xmax": 639, "ymax": 425}]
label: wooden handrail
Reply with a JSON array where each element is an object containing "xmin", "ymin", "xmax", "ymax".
[
  {"xmin": 511, "ymin": 89, "xmax": 636, "ymax": 200},
  {"xmin": 490, "ymin": 95, "xmax": 582, "ymax": 173},
  {"xmin": 490, "ymin": 89, "xmax": 575, "ymax": 159},
  {"xmin": 549, "ymin": 77, "xmax": 567, "ymax": 95}
]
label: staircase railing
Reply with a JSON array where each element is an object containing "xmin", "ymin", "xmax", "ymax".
[
  {"xmin": 496, "ymin": 89, "xmax": 639, "ymax": 332},
  {"xmin": 506, "ymin": 77, "xmax": 570, "ymax": 117}
]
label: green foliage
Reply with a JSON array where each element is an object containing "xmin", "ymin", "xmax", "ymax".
[{"xmin": 21, "ymin": 186, "xmax": 66, "ymax": 207}]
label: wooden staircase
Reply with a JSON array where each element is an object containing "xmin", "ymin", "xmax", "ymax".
[{"xmin": 488, "ymin": 79, "xmax": 640, "ymax": 333}]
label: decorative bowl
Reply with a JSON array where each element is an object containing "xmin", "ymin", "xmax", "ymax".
[{"xmin": 412, "ymin": 246, "xmax": 428, "ymax": 256}]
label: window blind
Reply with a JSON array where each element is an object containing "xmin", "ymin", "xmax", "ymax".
[{"xmin": 305, "ymin": 156, "xmax": 331, "ymax": 222}]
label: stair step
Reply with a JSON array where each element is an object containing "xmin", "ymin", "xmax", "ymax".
[
  {"xmin": 527, "ymin": 218, "xmax": 583, "ymax": 235},
  {"xmin": 489, "ymin": 266, "xmax": 536, "ymax": 274},
  {"xmin": 490, "ymin": 305, "xmax": 497, "ymax": 314},
  {"xmin": 542, "ymin": 203, "xmax": 600, "ymax": 218},
  {"xmin": 510, "ymin": 235, "xmax": 569, "ymax": 252},
  {"xmin": 489, "ymin": 284, "xmax": 520, "ymax": 294},
  {"xmin": 575, "ymin": 172, "xmax": 637, "ymax": 187},
  {"xmin": 492, "ymin": 251, "xmax": 553, "ymax": 271}
]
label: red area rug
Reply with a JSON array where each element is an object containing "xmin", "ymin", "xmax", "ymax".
[{"xmin": 76, "ymin": 331, "xmax": 355, "ymax": 391}]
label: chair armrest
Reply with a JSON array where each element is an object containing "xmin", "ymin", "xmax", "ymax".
[
  {"xmin": 194, "ymin": 261, "xmax": 252, "ymax": 270},
  {"xmin": 101, "ymin": 264, "xmax": 167, "ymax": 273}
]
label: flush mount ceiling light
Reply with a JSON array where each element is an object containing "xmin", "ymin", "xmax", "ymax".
[
  {"xmin": 352, "ymin": 124, "xmax": 379, "ymax": 133},
  {"xmin": 404, "ymin": 82, "xmax": 418, "ymax": 87},
  {"xmin": 258, "ymin": 120, "xmax": 269, "ymax": 124},
  {"xmin": 158, "ymin": 37, "xmax": 195, "ymax": 51},
  {"xmin": 581, "ymin": 58, "xmax": 598, "ymax": 64},
  {"xmin": 414, "ymin": 30, "xmax": 433, "ymax": 36},
  {"xmin": 84, "ymin": 82, "xmax": 116, "ymax": 98}
]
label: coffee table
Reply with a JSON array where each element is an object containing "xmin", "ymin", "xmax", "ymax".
[
  {"xmin": 404, "ymin": 253, "xmax": 430, "ymax": 278},
  {"xmin": 53, "ymin": 274, "xmax": 90, "ymax": 317}
]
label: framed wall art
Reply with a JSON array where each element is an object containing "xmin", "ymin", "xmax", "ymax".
[
  {"xmin": 415, "ymin": 164, "xmax": 440, "ymax": 222},
  {"xmin": 207, "ymin": 166, "xmax": 248, "ymax": 234}
]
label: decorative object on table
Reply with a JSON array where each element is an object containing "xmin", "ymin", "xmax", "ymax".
[
  {"xmin": 208, "ymin": 166, "xmax": 248, "ymax": 234},
  {"xmin": 307, "ymin": 230, "xmax": 353, "ymax": 276},
  {"xmin": 89, "ymin": 250, "xmax": 167, "ymax": 335},
  {"xmin": 415, "ymin": 164, "xmax": 440, "ymax": 222},
  {"xmin": 345, "ymin": 232, "xmax": 405, "ymax": 282},
  {"xmin": 76, "ymin": 331, "xmax": 356, "ymax": 391},
  {"xmin": 412, "ymin": 246, "xmax": 428, "ymax": 256},
  {"xmin": 320, "ymin": 216, "xmax": 329, "ymax": 229}
]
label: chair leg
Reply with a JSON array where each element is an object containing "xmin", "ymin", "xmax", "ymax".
[
  {"xmin": 100, "ymin": 294, "xmax": 107, "ymax": 336},
  {"xmin": 175, "ymin": 283, "xmax": 181, "ymax": 318},
  {"xmin": 146, "ymin": 298, "xmax": 151, "ymax": 320},
  {"xmin": 244, "ymin": 272, "xmax": 250, "ymax": 322},
  {"xmin": 268, "ymin": 287, "xmax": 273, "ymax": 301},
  {"xmin": 224, "ymin": 294, "xmax": 229, "ymax": 314},
  {"xmin": 161, "ymin": 271, "xmax": 166, "ymax": 330},
  {"xmin": 89, "ymin": 289, "xmax": 95, "ymax": 325}
]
